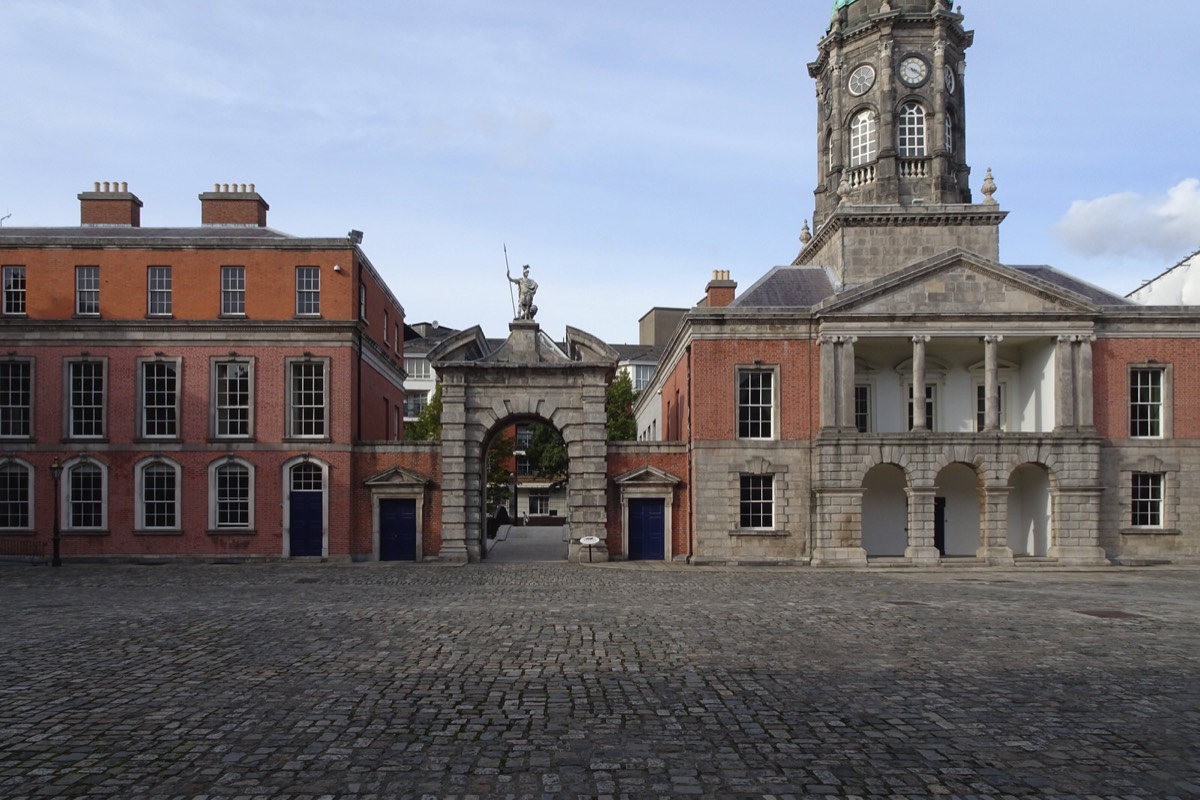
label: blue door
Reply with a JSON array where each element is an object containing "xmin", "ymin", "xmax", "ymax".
[
  {"xmin": 289, "ymin": 491, "xmax": 323, "ymax": 557},
  {"xmin": 628, "ymin": 498, "xmax": 665, "ymax": 560},
  {"xmin": 380, "ymin": 499, "xmax": 417, "ymax": 561}
]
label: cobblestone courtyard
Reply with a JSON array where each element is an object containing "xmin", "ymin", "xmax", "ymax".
[{"xmin": 1, "ymin": 562, "xmax": 1197, "ymax": 800}]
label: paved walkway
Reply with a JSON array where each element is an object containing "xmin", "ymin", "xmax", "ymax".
[
  {"xmin": 1, "ymin": 562, "xmax": 1198, "ymax": 799},
  {"xmin": 485, "ymin": 525, "xmax": 568, "ymax": 563}
]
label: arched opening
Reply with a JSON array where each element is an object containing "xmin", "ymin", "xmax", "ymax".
[
  {"xmin": 1008, "ymin": 463, "xmax": 1052, "ymax": 557},
  {"xmin": 480, "ymin": 417, "xmax": 569, "ymax": 563},
  {"xmin": 283, "ymin": 457, "xmax": 327, "ymax": 558},
  {"xmin": 861, "ymin": 464, "xmax": 908, "ymax": 557},
  {"xmin": 934, "ymin": 463, "xmax": 981, "ymax": 557}
]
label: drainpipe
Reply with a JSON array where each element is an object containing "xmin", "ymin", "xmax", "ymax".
[{"xmin": 686, "ymin": 344, "xmax": 694, "ymax": 563}]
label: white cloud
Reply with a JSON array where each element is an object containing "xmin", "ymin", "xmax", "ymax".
[{"xmin": 1055, "ymin": 179, "xmax": 1200, "ymax": 259}]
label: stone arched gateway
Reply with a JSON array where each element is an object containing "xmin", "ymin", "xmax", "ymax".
[{"xmin": 428, "ymin": 320, "xmax": 618, "ymax": 563}]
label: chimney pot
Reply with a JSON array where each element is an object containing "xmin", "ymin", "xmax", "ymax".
[
  {"xmin": 120, "ymin": 182, "xmax": 127, "ymax": 192},
  {"xmin": 93, "ymin": 181, "xmax": 100, "ymax": 192}
]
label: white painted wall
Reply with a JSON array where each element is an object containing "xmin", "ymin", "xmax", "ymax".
[
  {"xmin": 937, "ymin": 463, "xmax": 980, "ymax": 556},
  {"xmin": 1007, "ymin": 464, "xmax": 1051, "ymax": 556},
  {"xmin": 861, "ymin": 465, "xmax": 908, "ymax": 556},
  {"xmin": 1017, "ymin": 340, "xmax": 1055, "ymax": 433}
]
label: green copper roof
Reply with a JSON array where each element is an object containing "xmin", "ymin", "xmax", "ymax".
[{"xmin": 833, "ymin": 0, "xmax": 860, "ymax": 12}]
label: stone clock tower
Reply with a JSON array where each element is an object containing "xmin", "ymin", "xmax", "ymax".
[{"xmin": 795, "ymin": 0, "xmax": 1007, "ymax": 287}]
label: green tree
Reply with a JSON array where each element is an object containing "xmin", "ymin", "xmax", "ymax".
[
  {"xmin": 404, "ymin": 385, "xmax": 442, "ymax": 441},
  {"xmin": 486, "ymin": 433, "xmax": 515, "ymax": 512},
  {"xmin": 527, "ymin": 422, "xmax": 568, "ymax": 488},
  {"xmin": 605, "ymin": 371, "xmax": 638, "ymax": 441}
]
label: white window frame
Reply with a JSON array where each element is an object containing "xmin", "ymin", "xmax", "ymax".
[
  {"xmin": 286, "ymin": 357, "xmax": 329, "ymax": 439},
  {"xmin": 905, "ymin": 382, "xmax": 938, "ymax": 432},
  {"xmin": 138, "ymin": 357, "xmax": 181, "ymax": 440},
  {"xmin": 209, "ymin": 457, "xmax": 255, "ymax": 531},
  {"xmin": 64, "ymin": 457, "xmax": 107, "ymax": 531},
  {"xmin": 1129, "ymin": 366, "xmax": 1168, "ymax": 439},
  {"xmin": 897, "ymin": 102, "xmax": 927, "ymax": 158},
  {"xmin": 136, "ymin": 457, "xmax": 181, "ymax": 532},
  {"xmin": 739, "ymin": 474, "xmax": 774, "ymax": 531},
  {"xmin": 0, "ymin": 458, "xmax": 34, "ymax": 531},
  {"xmin": 75, "ymin": 266, "xmax": 100, "ymax": 316},
  {"xmin": 736, "ymin": 367, "xmax": 777, "ymax": 441},
  {"xmin": 65, "ymin": 358, "xmax": 107, "ymax": 440},
  {"xmin": 147, "ymin": 265, "xmax": 172, "ymax": 317},
  {"xmin": 1130, "ymin": 472, "xmax": 1164, "ymax": 529},
  {"xmin": 211, "ymin": 358, "xmax": 254, "ymax": 440},
  {"xmin": 528, "ymin": 493, "xmax": 550, "ymax": 515},
  {"xmin": 0, "ymin": 359, "xmax": 33, "ymax": 439},
  {"xmin": 221, "ymin": 265, "xmax": 246, "ymax": 316},
  {"xmin": 973, "ymin": 380, "xmax": 1009, "ymax": 433},
  {"xmin": 849, "ymin": 110, "xmax": 878, "ymax": 167},
  {"xmin": 632, "ymin": 364, "xmax": 655, "ymax": 393},
  {"xmin": 3, "ymin": 266, "xmax": 26, "ymax": 316},
  {"xmin": 295, "ymin": 266, "xmax": 321, "ymax": 316},
  {"xmin": 404, "ymin": 357, "xmax": 431, "ymax": 380}
]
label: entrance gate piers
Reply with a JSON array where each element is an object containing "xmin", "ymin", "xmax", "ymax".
[{"xmin": 428, "ymin": 321, "xmax": 619, "ymax": 563}]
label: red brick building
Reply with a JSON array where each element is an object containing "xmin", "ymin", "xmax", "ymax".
[{"xmin": 0, "ymin": 183, "xmax": 418, "ymax": 561}]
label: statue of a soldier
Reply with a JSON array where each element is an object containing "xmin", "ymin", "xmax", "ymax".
[{"xmin": 508, "ymin": 264, "xmax": 538, "ymax": 321}]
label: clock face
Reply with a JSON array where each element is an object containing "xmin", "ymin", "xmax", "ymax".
[
  {"xmin": 848, "ymin": 64, "xmax": 876, "ymax": 96},
  {"xmin": 899, "ymin": 55, "xmax": 929, "ymax": 87},
  {"xmin": 944, "ymin": 65, "xmax": 956, "ymax": 93}
]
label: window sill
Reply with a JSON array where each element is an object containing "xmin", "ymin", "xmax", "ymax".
[
  {"xmin": 134, "ymin": 529, "xmax": 183, "ymax": 536},
  {"xmin": 1121, "ymin": 527, "xmax": 1180, "ymax": 536},
  {"xmin": 63, "ymin": 530, "xmax": 109, "ymax": 536},
  {"xmin": 208, "ymin": 436, "xmax": 255, "ymax": 444},
  {"xmin": 135, "ymin": 437, "xmax": 182, "ymax": 444},
  {"xmin": 218, "ymin": 313, "xmax": 247, "ymax": 319},
  {"xmin": 283, "ymin": 437, "xmax": 331, "ymax": 444},
  {"xmin": 145, "ymin": 315, "xmax": 174, "ymax": 320},
  {"xmin": 207, "ymin": 529, "xmax": 256, "ymax": 536},
  {"xmin": 63, "ymin": 437, "xmax": 109, "ymax": 444},
  {"xmin": 0, "ymin": 529, "xmax": 35, "ymax": 535},
  {"xmin": 729, "ymin": 529, "xmax": 789, "ymax": 538}
]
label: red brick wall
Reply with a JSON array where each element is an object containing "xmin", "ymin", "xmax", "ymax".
[
  {"xmin": 1094, "ymin": 337, "xmax": 1200, "ymax": 440},
  {"xmin": 1, "ymin": 247, "xmax": 358, "ymax": 321},
  {"xmin": 689, "ymin": 338, "xmax": 818, "ymax": 441},
  {"xmin": 352, "ymin": 446, "xmax": 443, "ymax": 558},
  {"xmin": 605, "ymin": 446, "xmax": 689, "ymax": 558}
]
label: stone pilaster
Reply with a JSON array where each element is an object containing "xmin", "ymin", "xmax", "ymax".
[
  {"xmin": 812, "ymin": 487, "xmax": 868, "ymax": 566},
  {"xmin": 1050, "ymin": 486, "xmax": 1109, "ymax": 566},
  {"xmin": 820, "ymin": 335, "xmax": 838, "ymax": 429},
  {"xmin": 905, "ymin": 485, "xmax": 940, "ymax": 565},
  {"xmin": 1074, "ymin": 334, "xmax": 1095, "ymax": 431},
  {"xmin": 1055, "ymin": 336, "xmax": 1076, "ymax": 431},
  {"xmin": 839, "ymin": 336, "xmax": 858, "ymax": 432},
  {"xmin": 979, "ymin": 484, "xmax": 1014, "ymax": 565}
]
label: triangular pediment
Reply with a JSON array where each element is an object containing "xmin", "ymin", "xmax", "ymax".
[
  {"xmin": 817, "ymin": 250, "xmax": 1096, "ymax": 317},
  {"xmin": 364, "ymin": 466, "xmax": 432, "ymax": 487},
  {"xmin": 613, "ymin": 465, "xmax": 681, "ymax": 486}
]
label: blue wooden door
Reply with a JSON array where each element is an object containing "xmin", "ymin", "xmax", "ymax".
[
  {"xmin": 628, "ymin": 498, "xmax": 665, "ymax": 561},
  {"xmin": 289, "ymin": 491, "xmax": 323, "ymax": 557},
  {"xmin": 380, "ymin": 499, "xmax": 417, "ymax": 561}
]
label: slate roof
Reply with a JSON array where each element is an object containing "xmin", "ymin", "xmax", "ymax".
[
  {"xmin": 612, "ymin": 343, "xmax": 662, "ymax": 363},
  {"xmin": 1011, "ymin": 265, "xmax": 1132, "ymax": 306},
  {"xmin": 728, "ymin": 266, "xmax": 836, "ymax": 308}
]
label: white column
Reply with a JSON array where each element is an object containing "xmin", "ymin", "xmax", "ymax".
[
  {"xmin": 911, "ymin": 336, "xmax": 930, "ymax": 431},
  {"xmin": 983, "ymin": 335, "xmax": 1002, "ymax": 432}
]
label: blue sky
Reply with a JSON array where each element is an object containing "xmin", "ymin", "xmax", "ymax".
[{"xmin": 3, "ymin": 1, "xmax": 1198, "ymax": 342}]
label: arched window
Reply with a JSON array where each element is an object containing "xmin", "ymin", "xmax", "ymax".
[
  {"xmin": 0, "ymin": 460, "xmax": 32, "ymax": 530},
  {"xmin": 897, "ymin": 102, "xmax": 927, "ymax": 157},
  {"xmin": 210, "ymin": 458, "xmax": 254, "ymax": 530},
  {"xmin": 137, "ymin": 458, "xmax": 180, "ymax": 531},
  {"xmin": 290, "ymin": 462, "xmax": 323, "ymax": 492},
  {"xmin": 67, "ymin": 460, "xmax": 106, "ymax": 530},
  {"xmin": 849, "ymin": 110, "xmax": 878, "ymax": 167}
]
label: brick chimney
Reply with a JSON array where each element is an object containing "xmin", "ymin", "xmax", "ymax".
[
  {"xmin": 704, "ymin": 270, "xmax": 737, "ymax": 308},
  {"xmin": 199, "ymin": 183, "xmax": 269, "ymax": 227},
  {"xmin": 79, "ymin": 182, "xmax": 142, "ymax": 227}
]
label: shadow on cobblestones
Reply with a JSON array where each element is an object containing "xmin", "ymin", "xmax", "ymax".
[{"xmin": 1, "ymin": 563, "xmax": 1198, "ymax": 799}]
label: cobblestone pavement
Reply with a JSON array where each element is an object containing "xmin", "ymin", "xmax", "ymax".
[{"xmin": 1, "ymin": 562, "xmax": 1198, "ymax": 800}]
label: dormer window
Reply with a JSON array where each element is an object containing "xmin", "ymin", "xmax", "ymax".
[
  {"xmin": 849, "ymin": 110, "xmax": 878, "ymax": 167},
  {"xmin": 897, "ymin": 103, "xmax": 927, "ymax": 157}
]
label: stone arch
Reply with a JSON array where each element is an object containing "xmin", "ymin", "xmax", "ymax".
[
  {"xmin": 933, "ymin": 460, "xmax": 983, "ymax": 557},
  {"xmin": 1007, "ymin": 462, "xmax": 1053, "ymax": 558},
  {"xmin": 429, "ymin": 321, "xmax": 618, "ymax": 563},
  {"xmin": 852, "ymin": 445, "xmax": 918, "ymax": 487},
  {"xmin": 862, "ymin": 463, "xmax": 909, "ymax": 557}
]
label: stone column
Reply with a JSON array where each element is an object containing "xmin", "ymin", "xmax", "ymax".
[
  {"xmin": 932, "ymin": 36, "xmax": 949, "ymax": 187},
  {"xmin": 911, "ymin": 335, "xmax": 930, "ymax": 431},
  {"xmin": 905, "ymin": 486, "xmax": 940, "ymax": 565},
  {"xmin": 820, "ymin": 335, "xmax": 837, "ymax": 430},
  {"xmin": 978, "ymin": 484, "xmax": 1015, "ymax": 565},
  {"xmin": 983, "ymin": 335, "xmax": 1002, "ymax": 432},
  {"xmin": 1074, "ymin": 334, "xmax": 1095, "ymax": 431},
  {"xmin": 839, "ymin": 336, "xmax": 858, "ymax": 432},
  {"xmin": 1054, "ymin": 336, "xmax": 1076, "ymax": 431}
]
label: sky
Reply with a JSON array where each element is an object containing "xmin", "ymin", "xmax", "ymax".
[{"xmin": 3, "ymin": 0, "xmax": 1199, "ymax": 343}]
